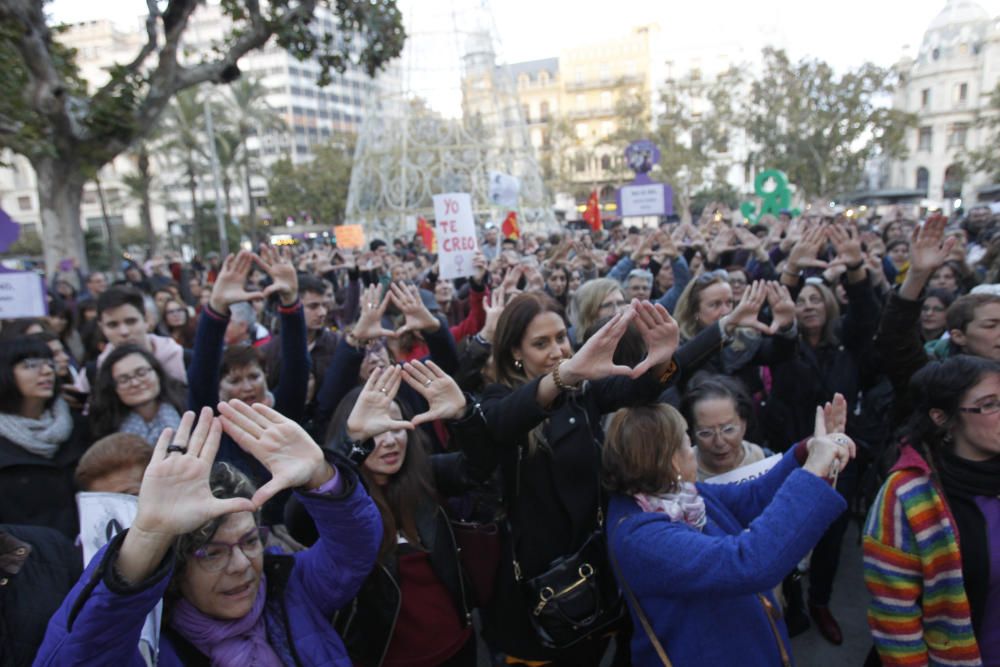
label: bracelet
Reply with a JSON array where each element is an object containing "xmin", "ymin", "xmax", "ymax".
[
  {"xmin": 552, "ymin": 361, "xmax": 581, "ymax": 393},
  {"xmin": 658, "ymin": 360, "xmax": 679, "ymax": 384},
  {"xmin": 844, "ymin": 259, "xmax": 865, "ymax": 272},
  {"xmin": 781, "ymin": 268, "xmax": 800, "ymax": 280}
]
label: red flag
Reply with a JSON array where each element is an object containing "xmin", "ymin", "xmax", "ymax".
[
  {"xmin": 583, "ymin": 190, "xmax": 602, "ymax": 232},
  {"xmin": 501, "ymin": 211, "xmax": 520, "ymax": 240},
  {"xmin": 417, "ymin": 216, "xmax": 436, "ymax": 252}
]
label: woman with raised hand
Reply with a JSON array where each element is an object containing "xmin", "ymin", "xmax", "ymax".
[
  {"xmin": 309, "ymin": 361, "xmax": 490, "ymax": 667},
  {"xmin": 186, "ymin": 245, "xmax": 309, "ymax": 524},
  {"xmin": 35, "ymin": 404, "xmax": 382, "ymax": 666},
  {"xmin": 604, "ymin": 399, "xmax": 854, "ymax": 667},
  {"xmin": 472, "ymin": 293, "xmax": 681, "ymax": 666}
]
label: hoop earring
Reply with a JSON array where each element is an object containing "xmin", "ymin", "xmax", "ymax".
[{"xmin": 514, "ymin": 359, "xmax": 523, "ymax": 370}]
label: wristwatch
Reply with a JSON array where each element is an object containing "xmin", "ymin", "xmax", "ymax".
[{"xmin": 342, "ymin": 433, "xmax": 375, "ymax": 466}]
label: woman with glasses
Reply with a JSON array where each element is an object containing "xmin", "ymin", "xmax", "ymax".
[
  {"xmin": 36, "ymin": 404, "xmax": 382, "ymax": 667},
  {"xmin": 680, "ymin": 373, "xmax": 771, "ymax": 481},
  {"xmin": 158, "ymin": 297, "xmax": 197, "ymax": 348},
  {"xmin": 90, "ymin": 344, "xmax": 185, "ymax": 445},
  {"xmin": 865, "ymin": 355, "xmax": 1000, "ymax": 666},
  {"xmin": 0, "ymin": 335, "xmax": 88, "ymax": 537}
]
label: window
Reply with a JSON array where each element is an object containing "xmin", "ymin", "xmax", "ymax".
[
  {"xmin": 17, "ymin": 196, "xmax": 31, "ymax": 211},
  {"xmin": 600, "ymin": 155, "xmax": 612, "ymax": 170},
  {"xmin": 954, "ymin": 82, "xmax": 968, "ymax": 106},
  {"xmin": 575, "ymin": 95, "xmax": 585, "ymax": 110},
  {"xmin": 574, "ymin": 155, "xmax": 586, "ymax": 172},
  {"xmin": 916, "ymin": 167, "xmax": 929, "ymax": 193},
  {"xmin": 518, "ymin": 74, "xmax": 529, "ymax": 89},
  {"xmin": 918, "ymin": 126, "xmax": 933, "ymax": 152},
  {"xmin": 948, "ymin": 123, "xmax": 969, "ymax": 148},
  {"xmin": 921, "ymin": 88, "xmax": 930, "ymax": 108},
  {"xmin": 540, "ymin": 101, "xmax": 550, "ymax": 122},
  {"xmin": 575, "ymin": 123, "xmax": 588, "ymax": 139},
  {"xmin": 575, "ymin": 69, "xmax": 584, "ymax": 85},
  {"xmin": 600, "ymin": 91, "xmax": 612, "ymax": 110},
  {"xmin": 522, "ymin": 104, "xmax": 531, "ymax": 123},
  {"xmin": 943, "ymin": 164, "xmax": 964, "ymax": 199},
  {"xmin": 539, "ymin": 71, "xmax": 549, "ymax": 86}
]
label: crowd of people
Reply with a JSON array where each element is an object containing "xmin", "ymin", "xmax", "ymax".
[{"xmin": 2, "ymin": 200, "xmax": 1000, "ymax": 667}]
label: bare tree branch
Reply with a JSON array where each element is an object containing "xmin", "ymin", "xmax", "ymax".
[{"xmin": 124, "ymin": 0, "xmax": 162, "ymax": 74}]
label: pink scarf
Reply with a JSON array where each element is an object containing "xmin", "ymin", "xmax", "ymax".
[
  {"xmin": 170, "ymin": 577, "xmax": 282, "ymax": 667},
  {"xmin": 634, "ymin": 481, "xmax": 707, "ymax": 530}
]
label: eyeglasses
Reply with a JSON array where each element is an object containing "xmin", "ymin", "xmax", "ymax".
[
  {"xmin": 696, "ymin": 269, "xmax": 730, "ymax": 284},
  {"xmin": 113, "ymin": 366, "xmax": 154, "ymax": 388},
  {"xmin": 694, "ymin": 424, "xmax": 741, "ymax": 441},
  {"xmin": 192, "ymin": 527, "xmax": 269, "ymax": 573},
  {"xmin": 958, "ymin": 399, "xmax": 1000, "ymax": 416},
  {"xmin": 18, "ymin": 358, "xmax": 56, "ymax": 372}
]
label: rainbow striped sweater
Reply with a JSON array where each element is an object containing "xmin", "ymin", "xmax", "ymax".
[{"xmin": 863, "ymin": 445, "xmax": 982, "ymax": 666}]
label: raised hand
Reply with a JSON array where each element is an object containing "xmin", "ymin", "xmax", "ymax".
[
  {"xmin": 629, "ymin": 300, "xmax": 680, "ymax": 378},
  {"xmin": 256, "ymin": 243, "xmax": 298, "ymax": 306},
  {"xmin": 765, "ymin": 281, "xmax": 796, "ymax": 332},
  {"xmin": 827, "ymin": 224, "xmax": 864, "ymax": 268},
  {"xmin": 218, "ymin": 399, "xmax": 331, "ymax": 506},
  {"xmin": 345, "ymin": 366, "xmax": 415, "ymax": 441},
  {"xmin": 353, "ymin": 284, "xmax": 396, "ymax": 341},
  {"xmin": 822, "ymin": 393, "xmax": 848, "ymax": 434},
  {"xmin": 480, "ymin": 285, "xmax": 506, "ymax": 344},
  {"xmin": 803, "ymin": 404, "xmax": 856, "ymax": 480},
  {"xmin": 908, "ymin": 214, "xmax": 956, "ymax": 275},
  {"xmin": 391, "ymin": 282, "xmax": 441, "ymax": 335},
  {"xmin": 209, "ymin": 251, "xmax": 266, "ymax": 314},
  {"xmin": 720, "ymin": 280, "xmax": 773, "ymax": 336},
  {"xmin": 786, "ymin": 224, "xmax": 828, "ymax": 271},
  {"xmin": 560, "ymin": 309, "xmax": 637, "ymax": 384},
  {"xmin": 133, "ymin": 408, "xmax": 255, "ymax": 537},
  {"xmin": 402, "ymin": 360, "xmax": 467, "ymax": 425}
]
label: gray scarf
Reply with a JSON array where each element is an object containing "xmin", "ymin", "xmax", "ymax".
[
  {"xmin": 120, "ymin": 402, "xmax": 181, "ymax": 446},
  {"xmin": 0, "ymin": 399, "xmax": 73, "ymax": 458}
]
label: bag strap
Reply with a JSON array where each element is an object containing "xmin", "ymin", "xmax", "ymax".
[
  {"xmin": 758, "ymin": 593, "xmax": 792, "ymax": 667},
  {"xmin": 609, "ymin": 516, "xmax": 673, "ymax": 667}
]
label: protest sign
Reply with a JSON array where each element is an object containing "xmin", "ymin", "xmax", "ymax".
[
  {"xmin": 619, "ymin": 183, "xmax": 672, "ymax": 217},
  {"xmin": 0, "ymin": 271, "xmax": 46, "ymax": 319},
  {"xmin": 77, "ymin": 492, "xmax": 161, "ymax": 659},
  {"xmin": 433, "ymin": 193, "xmax": 478, "ymax": 280},
  {"xmin": 702, "ymin": 454, "xmax": 782, "ymax": 485},
  {"xmin": 334, "ymin": 224, "xmax": 365, "ymax": 249}
]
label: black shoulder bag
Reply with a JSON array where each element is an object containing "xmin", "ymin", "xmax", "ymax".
[{"xmin": 508, "ymin": 406, "xmax": 623, "ymax": 649}]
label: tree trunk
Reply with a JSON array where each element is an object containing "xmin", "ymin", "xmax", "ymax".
[
  {"xmin": 242, "ymin": 148, "xmax": 258, "ymax": 246},
  {"xmin": 187, "ymin": 160, "xmax": 200, "ymax": 253},
  {"xmin": 35, "ymin": 158, "xmax": 89, "ymax": 275},
  {"xmin": 137, "ymin": 148, "xmax": 157, "ymax": 255}
]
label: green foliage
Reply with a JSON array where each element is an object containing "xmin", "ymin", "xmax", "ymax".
[
  {"xmin": 690, "ymin": 183, "xmax": 741, "ymax": 218},
  {"xmin": 266, "ymin": 137, "xmax": 355, "ymax": 226},
  {"xmin": 964, "ymin": 83, "xmax": 1000, "ymax": 182},
  {"xmin": 84, "ymin": 229, "xmax": 110, "ymax": 271},
  {"xmin": 2, "ymin": 229, "xmax": 43, "ymax": 258},
  {"xmin": 744, "ymin": 48, "xmax": 916, "ymax": 199}
]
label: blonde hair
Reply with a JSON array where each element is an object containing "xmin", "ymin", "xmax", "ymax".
[{"xmin": 572, "ymin": 278, "xmax": 622, "ymax": 340}]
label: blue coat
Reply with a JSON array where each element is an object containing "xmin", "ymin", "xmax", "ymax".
[
  {"xmin": 33, "ymin": 471, "xmax": 382, "ymax": 667},
  {"xmin": 607, "ymin": 450, "xmax": 846, "ymax": 667}
]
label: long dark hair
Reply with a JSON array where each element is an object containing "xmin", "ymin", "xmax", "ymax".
[
  {"xmin": 492, "ymin": 292, "xmax": 566, "ymax": 388},
  {"xmin": 326, "ymin": 386, "xmax": 435, "ymax": 560},
  {"xmin": 0, "ymin": 335, "xmax": 60, "ymax": 414},
  {"xmin": 90, "ymin": 344, "xmax": 185, "ymax": 438},
  {"xmin": 902, "ymin": 355, "xmax": 1000, "ymax": 474}
]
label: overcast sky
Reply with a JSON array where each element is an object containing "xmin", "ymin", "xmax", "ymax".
[{"xmin": 49, "ymin": 0, "xmax": 1000, "ymax": 74}]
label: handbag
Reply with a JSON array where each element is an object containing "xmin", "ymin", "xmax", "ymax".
[
  {"xmin": 519, "ymin": 525, "xmax": 623, "ymax": 649},
  {"xmin": 510, "ymin": 429, "xmax": 623, "ymax": 649}
]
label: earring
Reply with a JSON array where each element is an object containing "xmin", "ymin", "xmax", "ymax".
[{"xmin": 514, "ymin": 359, "xmax": 523, "ymax": 370}]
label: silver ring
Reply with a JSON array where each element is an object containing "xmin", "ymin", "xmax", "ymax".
[
  {"xmin": 367, "ymin": 302, "xmax": 374, "ymax": 308},
  {"xmin": 834, "ymin": 436, "xmax": 847, "ymax": 445},
  {"xmin": 379, "ymin": 387, "xmax": 387, "ymax": 394},
  {"xmin": 425, "ymin": 380, "xmax": 432, "ymax": 387}
]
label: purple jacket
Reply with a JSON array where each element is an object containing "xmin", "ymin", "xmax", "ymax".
[{"xmin": 33, "ymin": 470, "xmax": 381, "ymax": 666}]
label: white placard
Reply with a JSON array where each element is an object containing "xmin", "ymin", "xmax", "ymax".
[
  {"xmin": 488, "ymin": 171, "xmax": 521, "ymax": 208},
  {"xmin": 702, "ymin": 454, "xmax": 782, "ymax": 485},
  {"xmin": 620, "ymin": 183, "xmax": 668, "ymax": 217},
  {"xmin": 77, "ymin": 492, "xmax": 161, "ymax": 661},
  {"xmin": 0, "ymin": 271, "xmax": 46, "ymax": 319},
  {"xmin": 433, "ymin": 193, "xmax": 479, "ymax": 280}
]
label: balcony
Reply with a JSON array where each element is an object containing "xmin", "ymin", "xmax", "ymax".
[{"xmin": 565, "ymin": 74, "xmax": 644, "ymax": 92}]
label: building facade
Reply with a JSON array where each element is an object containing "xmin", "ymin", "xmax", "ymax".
[{"xmin": 889, "ymin": 0, "xmax": 1000, "ymax": 211}]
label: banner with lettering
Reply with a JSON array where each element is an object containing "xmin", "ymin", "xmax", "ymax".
[{"xmin": 432, "ymin": 193, "xmax": 478, "ymax": 280}]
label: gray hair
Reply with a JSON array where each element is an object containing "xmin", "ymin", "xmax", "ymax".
[
  {"xmin": 626, "ymin": 268, "xmax": 654, "ymax": 288},
  {"xmin": 229, "ymin": 301, "xmax": 256, "ymax": 325}
]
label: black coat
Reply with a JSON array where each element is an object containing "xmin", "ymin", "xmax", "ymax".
[
  {"xmin": 0, "ymin": 524, "xmax": 82, "ymax": 667},
  {"xmin": 0, "ymin": 411, "xmax": 89, "ymax": 538},
  {"xmin": 476, "ymin": 370, "xmax": 670, "ymax": 660}
]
